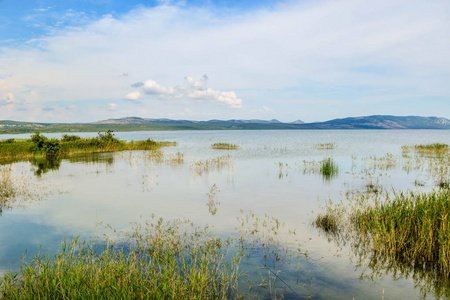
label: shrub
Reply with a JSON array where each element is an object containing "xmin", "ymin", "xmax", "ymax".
[
  {"xmin": 42, "ymin": 139, "xmax": 61, "ymax": 158},
  {"xmin": 61, "ymin": 134, "xmax": 81, "ymax": 142},
  {"xmin": 30, "ymin": 132, "xmax": 48, "ymax": 152}
]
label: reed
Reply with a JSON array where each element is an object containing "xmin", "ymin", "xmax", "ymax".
[
  {"xmin": 0, "ymin": 218, "xmax": 243, "ymax": 299},
  {"xmin": 316, "ymin": 143, "xmax": 336, "ymax": 150},
  {"xmin": 314, "ymin": 189, "xmax": 450, "ymax": 281},
  {"xmin": 403, "ymin": 143, "xmax": 449, "ymax": 155},
  {"xmin": 211, "ymin": 143, "xmax": 239, "ymax": 150},
  {"xmin": 0, "ymin": 132, "xmax": 175, "ymax": 162},
  {"xmin": 320, "ymin": 158, "xmax": 338, "ymax": 180}
]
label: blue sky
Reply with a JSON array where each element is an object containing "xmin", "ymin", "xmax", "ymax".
[{"xmin": 0, "ymin": 0, "xmax": 449, "ymax": 123}]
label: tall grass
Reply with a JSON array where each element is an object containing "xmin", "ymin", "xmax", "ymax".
[
  {"xmin": 211, "ymin": 143, "xmax": 239, "ymax": 150},
  {"xmin": 403, "ymin": 143, "xmax": 449, "ymax": 154},
  {"xmin": 320, "ymin": 158, "xmax": 339, "ymax": 180},
  {"xmin": 0, "ymin": 133, "xmax": 175, "ymax": 163},
  {"xmin": 0, "ymin": 218, "xmax": 243, "ymax": 299},
  {"xmin": 314, "ymin": 189, "xmax": 450, "ymax": 298}
]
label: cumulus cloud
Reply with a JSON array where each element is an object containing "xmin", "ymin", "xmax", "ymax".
[
  {"xmin": 108, "ymin": 103, "xmax": 117, "ymax": 110},
  {"xmin": 127, "ymin": 75, "xmax": 243, "ymax": 108},
  {"xmin": 0, "ymin": 0, "xmax": 449, "ymax": 121},
  {"xmin": 124, "ymin": 91, "xmax": 141, "ymax": 100}
]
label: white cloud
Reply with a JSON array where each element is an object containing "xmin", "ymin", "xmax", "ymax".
[
  {"xmin": 0, "ymin": 0, "xmax": 448, "ymax": 121},
  {"xmin": 129, "ymin": 76, "xmax": 243, "ymax": 108},
  {"xmin": 108, "ymin": 103, "xmax": 117, "ymax": 110},
  {"xmin": 188, "ymin": 88, "xmax": 242, "ymax": 108},
  {"xmin": 124, "ymin": 91, "xmax": 141, "ymax": 100}
]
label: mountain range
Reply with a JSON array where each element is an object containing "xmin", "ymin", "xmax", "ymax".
[{"xmin": 0, "ymin": 115, "xmax": 449, "ymax": 133}]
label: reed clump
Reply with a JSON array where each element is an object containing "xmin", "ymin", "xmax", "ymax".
[
  {"xmin": 0, "ymin": 218, "xmax": 243, "ymax": 299},
  {"xmin": 191, "ymin": 155, "xmax": 233, "ymax": 176},
  {"xmin": 316, "ymin": 143, "xmax": 336, "ymax": 150},
  {"xmin": 211, "ymin": 143, "xmax": 239, "ymax": 150},
  {"xmin": 403, "ymin": 143, "xmax": 449, "ymax": 155},
  {"xmin": 320, "ymin": 158, "xmax": 339, "ymax": 180},
  {"xmin": 315, "ymin": 189, "xmax": 450, "ymax": 281}
]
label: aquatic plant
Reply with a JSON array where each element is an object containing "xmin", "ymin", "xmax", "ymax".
[
  {"xmin": 403, "ymin": 143, "xmax": 449, "ymax": 155},
  {"xmin": 0, "ymin": 132, "xmax": 175, "ymax": 162},
  {"xmin": 316, "ymin": 143, "xmax": 336, "ymax": 150},
  {"xmin": 320, "ymin": 158, "xmax": 338, "ymax": 180},
  {"xmin": 211, "ymin": 143, "xmax": 239, "ymax": 150},
  {"xmin": 191, "ymin": 155, "xmax": 233, "ymax": 176},
  {"xmin": 0, "ymin": 218, "xmax": 244, "ymax": 299},
  {"xmin": 314, "ymin": 189, "xmax": 450, "ymax": 298}
]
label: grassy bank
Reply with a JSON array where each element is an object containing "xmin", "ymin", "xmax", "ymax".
[
  {"xmin": 0, "ymin": 132, "xmax": 175, "ymax": 163},
  {"xmin": 0, "ymin": 219, "xmax": 242, "ymax": 299}
]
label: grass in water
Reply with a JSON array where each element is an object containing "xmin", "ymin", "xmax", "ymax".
[
  {"xmin": 0, "ymin": 218, "xmax": 243, "ymax": 299},
  {"xmin": 211, "ymin": 143, "xmax": 239, "ymax": 150},
  {"xmin": 314, "ymin": 189, "xmax": 450, "ymax": 298},
  {"xmin": 316, "ymin": 143, "xmax": 336, "ymax": 150},
  {"xmin": 0, "ymin": 131, "xmax": 176, "ymax": 163},
  {"xmin": 320, "ymin": 158, "xmax": 339, "ymax": 181},
  {"xmin": 403, "ymin": 143, "xmax": 449, "ymax": 155}
]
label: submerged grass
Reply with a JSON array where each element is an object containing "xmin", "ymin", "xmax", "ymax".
[
  {"xmin": 211, "ymin": 143, "xmax": 239, "ymax": 150},
  {"xmin": 0, "ymin": 218, "xmax": 243, "ymax": 299}
]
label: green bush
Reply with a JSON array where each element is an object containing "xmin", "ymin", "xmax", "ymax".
[
  {"xmin": 61, "ymin": 134, "xmax": 81, "ymax": 142},
  {"xmin": 42, "ymin": 139, "xmax": 62, "ymax": 158}
]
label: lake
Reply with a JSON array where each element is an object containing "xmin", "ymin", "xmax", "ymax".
[{"xmin": 1, "ymin": 130, "xmax": 450, "ymax": 299}]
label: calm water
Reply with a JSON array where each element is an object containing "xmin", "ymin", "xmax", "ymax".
[{"xmin": 1, "ymin": 130, "xmax": 450, "ymax": 299}]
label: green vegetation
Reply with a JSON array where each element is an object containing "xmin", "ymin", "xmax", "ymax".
[
  {"xmin": 0, "ymin": 219, "xmax": 243, "ymax": 299},
  {"xmin": 403, "ymin": 143, "xmax": 449, "ymax": 154},
  {"xmin": 320, "ymin": 158, "xmax": 338, "ymax": 180},
  {"xmin": 211, "ymin": 143, "xmax": 240, "ymax": 150},
  {"xmin": 314, "ymin": 189, "xmax": 450, "ymax": 297},
  {"xmin": 0, "ymin": 131, "xmax": 175, "ymax": 163}
]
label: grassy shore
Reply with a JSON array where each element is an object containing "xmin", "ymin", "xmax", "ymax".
[{"xmin": 0, "ymin": 132, "xmax": 175, "ymax": 163}]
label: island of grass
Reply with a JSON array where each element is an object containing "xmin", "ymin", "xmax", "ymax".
[
  {"xmin": 0, "ymin": 131, "xmax": 176, "ymax": 162},
  {"xmin": 403, "ymin": 143, "xmax": 449, "ymax": 154},
  {"xmin": 211, "ymin": 143, "xmax": 239, "ymax": 150}
]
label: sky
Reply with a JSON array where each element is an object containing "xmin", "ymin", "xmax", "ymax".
[{"xmin": 0, "ymin": 0, "xmax": 449, "ymax": 123}]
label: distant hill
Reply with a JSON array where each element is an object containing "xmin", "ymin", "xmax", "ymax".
[
  {"xmin": 299, "ymin": 115, "xmax": 450, "ymax": 129},
  {"xmin": 0, "ymin": 115, "xmax": 449, "ymax": 133}
]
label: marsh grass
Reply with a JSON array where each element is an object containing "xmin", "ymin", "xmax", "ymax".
[
  {"xmin": 316, "ymin": 143, "xmax": 336, "ymax": 150},
  {"xmin": 320, "ymin": 158, "xmax": 339, "ymax": 181},
  {"xmin": 147, "ymin": 151, "xmax": 185, "ymax": 167},
  {"xmin": 314, "ymin": 189, "xmax": 450, "ymax": 298},
  {"xmin": 0, "ymin": 218, "xmax": 243, "ymax": 299},
  {"xmin": 403, "ymin": 143, "xmax": 449, "ymax": 155},
  {"xmin": 191, "ymin": 155, "xmax": 233, "ymax": 176},
  {"xmin": 0, "ymin": 167, "xmax": 47, "ymax": 215},
  {"xmin": 211, "ymin": 143, "xmax": 239, "ymax": 150},
  {"xmin": 0, "ymin": 133, "xmax": 175, "ymax": 163}
]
